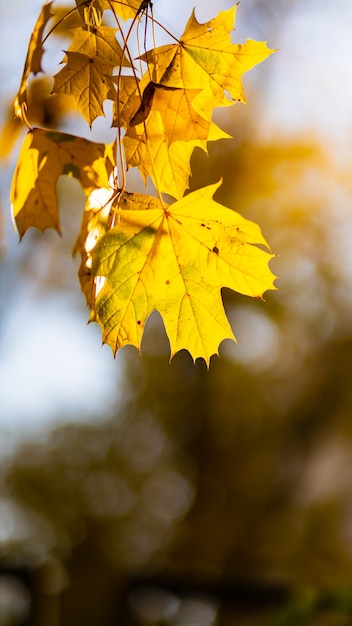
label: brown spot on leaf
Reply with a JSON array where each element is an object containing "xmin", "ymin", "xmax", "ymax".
[{"xmin": 212, "ymin": 246, "xmax": 219, "ymax": 254}]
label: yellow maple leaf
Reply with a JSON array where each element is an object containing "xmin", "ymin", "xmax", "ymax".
[
  {"xmin": 129, "ymin": 81, "xmax": 209, "ymax": 142},
  {"xmin": 53, "ymin": 52, "xmax": 115, "ymax": 125},
  {"xmin": 140, "ymin": 4, "xmax": 274, "ymax": 109},
  {"xmin": 123, "ymin": 112, "xmax": 201, "ymax": 198},
  {"xmin": 11, "ymin": 128, "xmax": 114, "ymax": 238},
  {"xmin": 124, "ymin": 111, "xmax": 227, "ymax": 199},
  {"xmin": 14, "ymin": 2, "xmax": 53, "ymax": 124},
  {"xmin": 9, "ymin": 0, "xmax": 278, "ymax": 365},
  {"xmin": 121, "ymin": 3, "xmax": 272, "ymax": 195},
  {"xmin": 53, "ymin": 26, "xmax": 129, "ymax": 126},
  {"xmin": 64, "ymin": 25, "xmax": 129, "ymax": 66},
  {"xmin": 88, "ymin": 182, "xmax": 276, "ymax": 364},
  {"xmin": 122, "ymin": 78, "xmax": 228, "ymax": 197}
]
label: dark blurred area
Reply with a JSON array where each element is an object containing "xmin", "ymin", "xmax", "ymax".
[
  {"xmin": 2, "ymin": 130, "xmax": 352, "ymax": 623},
  {"xmin": 3, "ymin": 323, "xmax": 352, "ymax": 625},
  {"xmin": 2, "ymin": 0, "xmax": 352, "ymax": 624}
]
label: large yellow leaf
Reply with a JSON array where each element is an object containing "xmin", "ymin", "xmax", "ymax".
[
  {"xmin": 123, "ymin": 4, "xmax": 272, "ymax": 195},
  {"xmin": 11, "ymin": 128, "xmax": 114, "ymax": 238},
  {"xmin": 140, "ymin": 5, "xmax": 274, "ymax": 109},
  {"xmin": 14, "ymin": 2, "xmax": 53, "ymax": 123},
  {"xmin": 89, "ymin": 182, "xmax": 276, "ymax": 364}
]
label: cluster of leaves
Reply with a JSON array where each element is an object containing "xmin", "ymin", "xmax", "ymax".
[{"xmin": 10, "ymin": 0, "xmax": 277, "ymax": 364}]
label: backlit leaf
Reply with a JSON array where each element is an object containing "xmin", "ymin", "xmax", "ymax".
[
  {"xmin": 140, "ymin": 5, "xmax": 274, "ymax": 108},
  {"xmin": 75, "ymin": 187, "xmax": 116, "ymax": 310},
  {"xmin": 14, "ymin": 2, "xmax": 53, "ymax": 123},
  {"xmin": 123, "ymin": 111, "xmax": 202, "ymax": 198},
  {"xmin": 11, "ymin": 128, "xmax": 114, "ymax": 238},
  {"xmin": 53, "ymin": 25, "xmax": 129, "ymax": 126},
  {"xmin": 89, "ymin": 182, "xmax": 276, "ymax": 364},
  {"xmin": 64, "ymin": 25, "xmax": 129, "ymax": 67},
  {"xmin": 123, "ymin": 76, "xmax": 229, "ymax": 197},
  {"xmin": 129, "ymin": 81, "xmax": 209, "ymax": 142},
  {"xmin": 9, "ymin": 1, "xmax": 277, "ymax": 364},
  {"xmin": 125, "ymin": 5, "xmax": 272, "ymax": 193},
  {"xmin": 53, "ymin": 52, "xmax": 115, "ymax": 125}
]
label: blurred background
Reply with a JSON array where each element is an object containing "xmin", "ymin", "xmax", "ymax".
[{"xmin": 1, "ymin": 0, "xmax": 352, "ymax": 624}]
